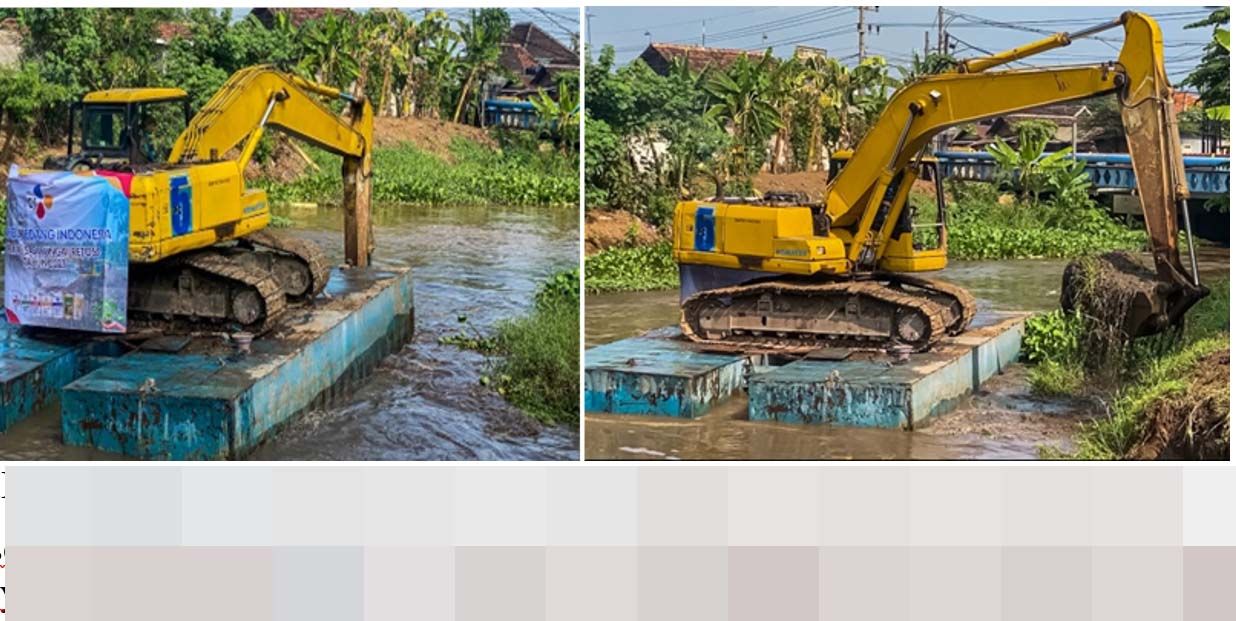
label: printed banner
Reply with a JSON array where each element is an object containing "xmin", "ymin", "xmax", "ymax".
[{"xmin": 4, "ymin": 165, "xmax": 129, "ymax": 332}]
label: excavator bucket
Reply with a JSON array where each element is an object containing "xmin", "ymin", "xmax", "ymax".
[{"xmin": 1063, "ymin": 12, "xmax": 1208, "ymax": 338}]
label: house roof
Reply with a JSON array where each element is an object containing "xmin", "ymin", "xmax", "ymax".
[
  {"xmin": 155, "ymin": 22, "xmax": 191, "ymax": 42},
  {"xmin": 1173, "ymin": 91, "xmax": 1201, "ymax": 113},
  {"xmin": 249, "ymin": 8, "xmax": 350, "ymax": 28},
  {"xmin": 638, "ymin": 43, "xmax": 763, "ymax": 74},
  {"xmin": 499, "ymin": 23, "xmax": 578, "ymax": 93},
  {"xmin": 505, "ymin": 22, "xmax": 578, "ymax": 65}
]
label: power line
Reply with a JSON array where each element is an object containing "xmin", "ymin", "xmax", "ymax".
[
  {"xmin": 614, "ymin": 8, "xmax": 853, "ymax": 53},
  {"xmin": 596, "ymin": 7, "xmax": 774, "ymax": 36}
]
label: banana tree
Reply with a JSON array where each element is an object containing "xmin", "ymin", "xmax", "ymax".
[
  {"xmin": 530, "ymin": 75, "xmax": 580, "ymax": 155},
  {"xmin": 452, "ymin": 8, "xmax": 510, "ymax": 124},
  {"xmin": 297, "ymin": 13, "xmax": 361, "ymax": 89},
  {"xmin": 703, "ymin": 51, "xmax": 782, "ymax": 182}
]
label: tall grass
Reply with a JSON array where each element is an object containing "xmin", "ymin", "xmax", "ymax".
[
  {"xmin": 490, "ymin": 268, "xmax": 580, "ymax": 425},
  {"xmin": 1029, "ymin": 278, "xmax": 1230, "ymax": 459}
]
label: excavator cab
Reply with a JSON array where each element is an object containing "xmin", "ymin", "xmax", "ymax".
[{"xmin": 58, "ymin": 88, "xmax": 192, "ymax": 171}]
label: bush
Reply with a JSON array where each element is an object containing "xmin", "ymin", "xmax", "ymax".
[
  {"xmin": 1022, "ymin": 310, "xmax": 1083, "ymax": 364},
  {"xmin": 490, "ymin": 268, "xmax": 580, "ymax": 424},
  {"xmin": 941, "ymin": 181, "xmax": 1146, "ymax": 260},
  {"xmin": 585, "ymin": 241, "xmax": 678, "ymax": 292}
]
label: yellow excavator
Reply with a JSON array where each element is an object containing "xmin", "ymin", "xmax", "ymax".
[
  {"xmin": 673, "ymin": 11, "xmax": 1208, "ymax": 353},
  {"xmin": 19, "ymin": 65, "xmax": 372, "ymax": 333}
]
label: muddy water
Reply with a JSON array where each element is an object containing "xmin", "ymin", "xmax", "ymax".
[
  {"xmin": 585, "ymin": 249, "xmax": 1229, "ymax": 460},
  {"xmin": 0, "ymin": 204, "xmax": 580, "ymax": 461}
]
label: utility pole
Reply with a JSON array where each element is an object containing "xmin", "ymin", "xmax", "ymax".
[
  {"xmin": 924, "ymin": 31, "xmax": 930, "ymax": 58},
  {"xmin": 937, "ymin": 6, "xmax": 944, "ymax": 54},
  {"xmin": 702, "ymin": 20, "xmax": 706, "ymax": 46},
  {"xmin": 858, "ymin": 6, "xmax": 878, "ymax": 61}
]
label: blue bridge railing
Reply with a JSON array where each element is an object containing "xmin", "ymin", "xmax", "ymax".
[
  {"xmin": 484, "ymin": 99, "xmax": 538, "ymax": 130},
  {"xmin": 934, "ymin": 151, "xmax": 1230, "ymax": 197}
]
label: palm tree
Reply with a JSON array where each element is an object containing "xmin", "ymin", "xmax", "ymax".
[{"xmin": 451, "ymin": 8, "xmax": 510, "ymax": 124}]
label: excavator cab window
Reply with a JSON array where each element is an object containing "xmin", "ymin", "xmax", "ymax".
[{"xmin": 69, "ymin": 97, "xmax": 191, "ymax": 168}]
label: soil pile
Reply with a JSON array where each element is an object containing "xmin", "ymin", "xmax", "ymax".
[
  {"xmin": 1127, "ymin": 349, "xmax": 1230, "ymax": 460},
  {"xmin": 585, "ymin": 210, "xmax": 663, "ymax": 254},
  {"xmin": 753, "ymin": 170, "xmax": 830, "ymax": 201},
  {"xmin": 372, "ymin": 116, "xmax": 495, "ymax": 158}
]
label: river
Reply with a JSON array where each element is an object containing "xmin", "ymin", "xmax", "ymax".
[
  {"xmin": 0, "ymin": 204, "xmax": 580, "ymax": 461},
  {"xmin": 585, "ymin": 248, "xmax": 1229, "ymax": 460}
]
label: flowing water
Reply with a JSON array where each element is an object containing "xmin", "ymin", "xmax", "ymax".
[
  {"xmin": 0, "ymin": 204, "xmax": 580, "ymax": 461},
  {"xmin": 585, "ymin": 249, "xmax": 1229, "ymax": 460}
]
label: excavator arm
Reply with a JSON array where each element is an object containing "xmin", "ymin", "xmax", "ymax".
[
  {"xmin": 829, "ymin": 11, "xmax": 1206, "ymax": 335},
  {"xmin": 168, "ymin": 65, "xmax": 375, "ymax": 266}
]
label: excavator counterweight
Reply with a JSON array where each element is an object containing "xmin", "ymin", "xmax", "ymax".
[{"xmin": 673, "ymin": 11, "xmax": 1208, "ymax": 353}]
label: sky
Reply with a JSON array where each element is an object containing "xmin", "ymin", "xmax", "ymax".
[{"xmin": 585, "ymin": 6, "xmax": 1216, "ymax": 84}]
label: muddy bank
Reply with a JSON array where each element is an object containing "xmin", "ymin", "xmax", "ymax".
[
  {"xmin": 1129, "ymin": 349, "xmax": 1230, "ymax": 460},
  {"xmin": 753, "ymin": 170, "xmax": 830, "ymax": 201},
  {"xmin": 585, "ymin": 210, "xmax": 663, "ymax": 254}
]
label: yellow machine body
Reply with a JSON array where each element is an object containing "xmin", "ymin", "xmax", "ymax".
[
  {"xmin": 123, "ymin": 162, "xmax": 270, "ymax": 263},
  {"xmin": 59, "ymin": 67, "xmax": 373, "ymax": 265}
]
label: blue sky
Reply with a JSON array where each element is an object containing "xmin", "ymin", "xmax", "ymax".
[{"xmin": 586, "ymin": 6, "xmax": 1216, "ymax": 84}]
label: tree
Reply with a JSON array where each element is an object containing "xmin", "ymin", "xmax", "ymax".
[
  {"xmin": 452, "ymin": 8, "xmax": 510, "ymax": 123},
  {"xmin": 703, "ymin": 51, "xmax": 781, "ymax": 185},
  {"xmin": 530, "ymin": 72, "xmax": 580, "ymax": 155},
  {"xmin": 297, "ymin": 12, "xmax": 361, "ymax": 88},
  {"xmin": 896, "ymin": 51, "xmax": 956, "ymax": 83},
  {"xmin": 1184, "ymin": 8, "xmax": 1230, "ymax": 120}
]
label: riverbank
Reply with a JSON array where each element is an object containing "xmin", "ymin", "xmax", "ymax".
[{"xmin": 255, "ymin": 121, "xmax": 578, "ymax": 208}]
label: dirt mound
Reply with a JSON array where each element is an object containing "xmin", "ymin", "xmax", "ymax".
[
  {"xmin": 753, "ymin": 170, "xmax": 830, "ymax": 201},
  {"xmin": 372, "ymin": 116, "xmax": 495, "ymax": 159},
  {"xmin": 1128, "ymin": 349, "xmax": 1230, "ymax": 460},
  {"xmin": 245, "ymin": 139, "xmax": 308, "ymax": 183},
  {"xmin": 585, "ymin": 210, "xmax": 663, "ymax": 255}
]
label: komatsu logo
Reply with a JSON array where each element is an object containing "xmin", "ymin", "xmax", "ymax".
[{"xmin": 777, "ymin": 248, "xmax": 808, "ymax": 257}]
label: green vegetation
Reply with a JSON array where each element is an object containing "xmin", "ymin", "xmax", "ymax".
[
  {"xmin": 585, "ymin": 242, "xmax": 677, "ymax": 293},
  {"xmin": 260, "ymin": 136, "xmax": 577, "ymax": 208},
  {"xmin": 441, "ymin": 269, "xmax": 579, "ymax": 425},
  {"xmin": 935, "ymin": 181, "xmax": 1146, "ymax": 261},
  {"xmin": 586, "ymin": 44, "xmax": 921, "ymax": 222},
  {"xmin": 1027, "ymin": 278, "xmax": 1230, "ymax": 459},
  {"xmin": 0, "ymin": 9, "xmax": 525, "ymax": 149}
]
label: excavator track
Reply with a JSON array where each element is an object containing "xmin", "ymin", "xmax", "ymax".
[
  {"xmin": 680, "ymin": 278, "xmax": 955, "ymax": 354},
  {"xmin": 128, "ymin": 250, "xmax": 287, "ymax": 335},
  {"xmin": 884, "ymin": 273, "xmax": 978, "ymax": 335},
  {"xmin": 241, "ymin": 229, "xmax": 332, "ymax": 300}
]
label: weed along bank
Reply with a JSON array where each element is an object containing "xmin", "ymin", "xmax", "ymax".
[
  {"xmin": 0, "ymin": 7, "xmax": 581, "ymax": 461},
  {"xmin": 583, "ymin": 6, "xmax": 1229, "ymax": 461}
]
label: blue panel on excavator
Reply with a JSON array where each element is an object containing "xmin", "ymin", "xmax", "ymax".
[
  {"xmin": 170, "ymin": 174, "xmax": 192, "ymax": 236},
  {"xmin": 693, "ymin": 205, "xmax": 715, "ymax": 251}
]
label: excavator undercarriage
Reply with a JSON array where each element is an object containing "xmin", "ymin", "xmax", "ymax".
[
  {"xmin": 682, "ymin": 273, "xmax": 977, "ymax": 354},
  {"xmin": 126, "ymin": 229, "xmax": 331, "ymax": 334}
]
